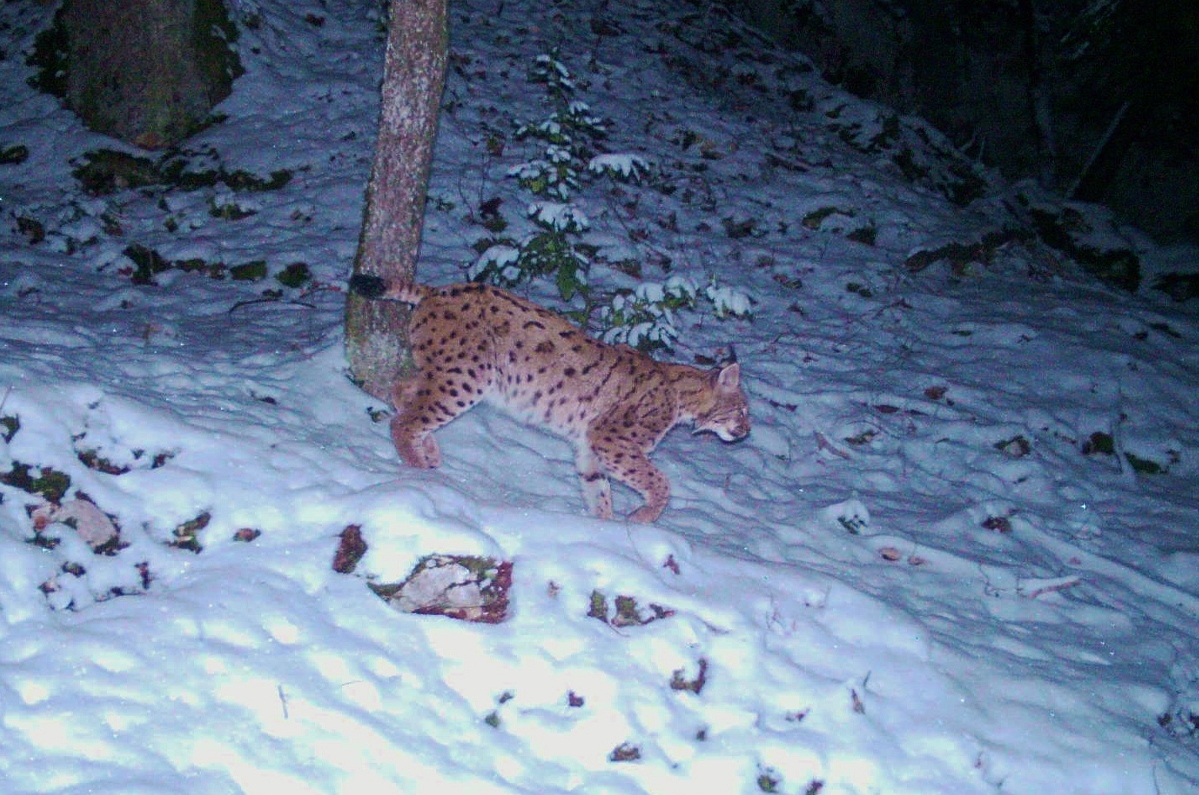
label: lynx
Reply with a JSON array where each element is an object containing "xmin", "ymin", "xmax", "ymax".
[{"xmin": 349, "ymin": 275, "xmax": 750, "ymax": 522}]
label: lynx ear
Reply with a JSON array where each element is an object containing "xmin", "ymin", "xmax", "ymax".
[
  {"xmin": 349, "ymin": 273, "xmax": 388, "ymax": 299},
  {"xmin": 713, "ymin": 361, "xmax": 740, "ymax": 390}
]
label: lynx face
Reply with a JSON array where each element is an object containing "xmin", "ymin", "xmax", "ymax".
[
  {"xmin": 349, "ymin": 276, "xmax": 751, "ymax": 522},
  {"xmin": 691, "ymin": 365, "xmax": 751, "ymax": 442}
]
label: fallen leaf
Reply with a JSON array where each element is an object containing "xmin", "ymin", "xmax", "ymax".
[{"xmin": 332, "ymin": 524, "xmax": 367, "ymax": 573}]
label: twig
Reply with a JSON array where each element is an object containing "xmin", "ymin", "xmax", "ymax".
[
  {"xmin": 1069, "ymin": 101, "xmax": 1129, "ymax": 200},
  {"xmin": 814, "ymin": 431, "xmax": 851, "ymax": 460},
  {"xmin": 229, "ymin": 296, "xmax": 317, "ymax": 313},
  {"xmin": 1017, "ymin": 575, "xmax": 1081, "ymax": 599}
]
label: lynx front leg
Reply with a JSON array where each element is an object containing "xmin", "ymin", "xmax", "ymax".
[
  {"xmin": 588, "ymin": 431, "xmax": 671, "ymax": 523},
  {"xmin": 574, "ymin": 446, "xmax": 613, "ymax": 519},
  {"xmin": 623, "ymin": 462, "xmax": 670, "ymax": 523}
]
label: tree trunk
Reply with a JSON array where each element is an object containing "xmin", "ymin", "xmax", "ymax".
[
  {"xmin": 346, "ymin": 0, "xmax": 449, "ymax": 400},
  {"xmin": 57, "ymin": 0, "xmax": 241, "ymax": 149}
]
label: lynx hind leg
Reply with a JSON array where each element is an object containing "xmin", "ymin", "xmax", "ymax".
[
  {"xmin": 588, "ymin": 431, "xmax": 671, "ymax": 523},
  {"xmin": 389, "ymin": 408, "xmax": 442, "ymax": 469},
  {"xmin": 389, "ymin": 375, "xmax": 444, "ymax": 469},
  {"xmin": 574, "ymin": 446, "xmax": 613, "ymax": 519}
]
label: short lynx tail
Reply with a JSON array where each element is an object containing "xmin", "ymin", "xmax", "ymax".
[
  {"xmin": 348, "ymin": 274, "xmax": 388, "ymax": 299},
  {"xmin": 347, "ymin": 274, "xmax": 429, "ymax": 305}
]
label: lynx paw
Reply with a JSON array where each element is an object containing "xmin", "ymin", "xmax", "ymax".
[
  {"xmin": 627, "ymin": 504, "xmax": 664, "ymax": 523},
  {"xmin": 393, "ymin": 433, "xmax": 440, "ymax": 469},
  {"xmin": 421, "ymin": 435, "xmax": 441, "ymax": 468},
  {"xmin": 396, "ymin": 444, "xmax": 434, "ymax": 468}
]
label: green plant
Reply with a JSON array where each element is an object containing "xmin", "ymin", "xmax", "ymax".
[
  {"xmin": 472, "ymin": 51, "xmax": 753, "ymax": 348},
  {"xmin": 598, "ymin": 276, "xmax": 752, "ymax": 352},
  {"xmin": 529, "ymin": 50, "xmax": 577, "ymax": 99},
  {"xmin": 588, "ymin": 153, "xmax": 650, "ymax": 182},
  {"xmin": 599, "ymin": 277, "xmax": 698, "ymax": 352}
]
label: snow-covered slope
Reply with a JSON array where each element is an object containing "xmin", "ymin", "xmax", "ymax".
[{"xmin": 2, "ymin": 0, "xmax": 1197, "ymax": 793}]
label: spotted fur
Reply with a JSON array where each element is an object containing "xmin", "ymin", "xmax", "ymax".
[{"xmin": 352, "ymin": 277, "xmax": 750, "ymax": 522}]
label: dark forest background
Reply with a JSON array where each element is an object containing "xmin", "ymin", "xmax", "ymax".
[
  {"xmin": 30, "ymin": 0, "xmax": 1199, "ymax": 249},
  {"xmin": 724, "ymin": 0, "xmax": 1199, "ymax": 245}
]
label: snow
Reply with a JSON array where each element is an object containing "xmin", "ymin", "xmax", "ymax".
[
  {"xmin": 528, "ymin": 202, "xmax": 590, "ymax": 233},
  {"xmin": 2, "ymin": 0, "xmax": 1198, "ymax": 793}
]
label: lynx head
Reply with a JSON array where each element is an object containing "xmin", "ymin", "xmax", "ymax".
[{"xmin": 693, "ymin": 361, "xmax": 750, "ymax": 442}]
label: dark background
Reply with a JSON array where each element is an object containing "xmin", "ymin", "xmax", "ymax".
[{"xmin": 724, "ymin": 0, "xmax": 1199, "ymax": 245}]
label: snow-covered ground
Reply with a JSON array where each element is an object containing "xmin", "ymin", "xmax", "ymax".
[{"xmin": 2, "ymin": 0, "xmax": 1198, "ymax": 792}]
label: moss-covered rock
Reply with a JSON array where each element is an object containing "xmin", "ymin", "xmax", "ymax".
[{"xmin": 35, "ymin": 0, "xmax": 243, "ymax": 149}]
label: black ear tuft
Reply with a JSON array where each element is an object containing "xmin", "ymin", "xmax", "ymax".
[{"xmin": 349, "ymin": 274, "xmax": 388, "ymax": 299}]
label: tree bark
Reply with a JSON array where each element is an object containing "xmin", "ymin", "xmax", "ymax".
[{"xmin": 346, "ymin": 0, "xmax": 449, "ymax": 400}]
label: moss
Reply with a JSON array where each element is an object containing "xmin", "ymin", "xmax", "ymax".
[
  {"xmin": 1029, "ymin": 207, "xmax": 1141, "ymax": 292},
  {"xmin": 275, "ymin": 262, "xmax": 311, "ymax": 288},
  {"xmin": 209, "ymin": 198, "xmax": 256, "ymax": 220},
  {"xmin": 870, "ymin": 113, "xmax": 901, "ymax": 151},
  {"xmin": 25, "ymin": 13, "xmax": 69, "ymax": 97},
  {"xmin": 73, "ymin": 150, "xmax": 162, "ymax": 195},
  {"xmin": 174, "ymin": 258, "xmax": 227, "ymax": 279},
  {"xmin": 946, "ymin": 162, "xmax": 988, "ymax": 206},
  {"xmin": 722, "ymin": 217, "xmax": 756, "ymax": 238},
  {"xmin": 482, "ymin": 213, "xmax": 508, "ymax": 233},
  {"xmin": 995, "ymin": 435, "xmax": 1032, "ymax": 458},
  {"xmin": 76, "ymin": 150, "xmax": 291, "ymax": 195},
  {"xmin": 1148, "ymin": 322, "xmax": 1182, "ymax": 339},
  {"xmin": 1154, "ymin": 273, "xmax": 1199, "ymax": 302},
  {"xmin": 1125, "ymin": 452, "xmax": 1166, "ymax": 475},
  {"xmin": 124, "ymin": 244, "xmax": 172, "ymax": 285},
  {"xmin": 613, "ymin": 595, "xmax": 643, "ymax": 624},
  {"xmin": 171, "ymin": 511, "xmax": 211, "ymax": 552},
  {"xmin": 1, "ymin": 462, "xmax": 71, "ymax": 502},
  {"xmin": 587, "ymin": 590, "xmax": 608, "ymax": 620},
  {"xmin": 846, "ymin": 224, "xmax": 877, "ymax": 245},
  {"xmin": 367, "ymin": 580, "xmax": 403, "ymax": 600},
  {"xmin": 893, "ymin": 147, "xmax": 928, "ymax": 182},
  {"xmin": 802, "ymin": 206, "xmax": 846, "ymax": 229},
  {"xmin": 158, "ymin": 157, "xmax": 221, "ymax": 189},
  {"xmin": 1082, "ymin": 432, "xmax": 1115, "ymax": 455},
  {"xmin": 229, "ymin": 261, "xmax": 268, "ymax": 281},
  {"xmin": 222, "ymin": 168, "xmax": 293, "ymax": 192},
  {"xmin": 77, "ymin": 449, "xmax": 130, "ymax": 475},
  {"xmin": 758, "ymin": 772, "xmax": 781, "ymax": 792},
  {"xmin": 0, "ymin": 145, "xmax": 30, "ymax": 165},
  {"xmin": 194, "ymin": 0, "xmax": 244, "ymax": 87},
  {"xmin": 1, "ymin": 415, "xmax": 19, "ymax": 443}
]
